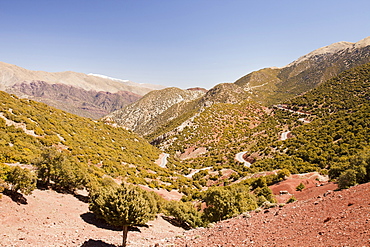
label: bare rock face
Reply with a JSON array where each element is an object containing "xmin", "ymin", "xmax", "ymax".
[
  {"xmin": 7, "ymin": 81, "xmax": 141, "ymax": 119},
  {"xmin": 103, "ymin": 87, "xmax": 206, "ymax": 136}
]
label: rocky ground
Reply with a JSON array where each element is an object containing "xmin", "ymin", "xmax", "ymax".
[
  {"xmin": 170, "ymin": 182, "xmax": 370, "ymax": 246},
  {"xmin": 1, "ymin": 180, "xmax": 369, "ymax": 246},
  {"xmin": 0, "ymin": 189, "xmax": 183, "ymax": 247}
]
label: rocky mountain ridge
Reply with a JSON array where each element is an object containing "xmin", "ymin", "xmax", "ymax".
[
  {"xmin": 0, "ymin": 61, "xmax": 165, "ymax": 118},
  {"xmin": 105, "ymin": 37, "xmax": 370, "ymax": 143},
  {"xmin": 7, "ymin": 80, "xmax": 141, "ymax": 119},
  {"xmin": 235, "ymin": 36, "xmax": 370, "ymax": 105},
  {"xmin": 104, "ymin": 82, "xmax": 253, "ymax": 138},
  {"xmin": 0, "ymin": 61, "xmax": 164, "ymax": 93},
  {"xmin": 103, "ymin": 87, "xmax": 206, "ymax": 135}
]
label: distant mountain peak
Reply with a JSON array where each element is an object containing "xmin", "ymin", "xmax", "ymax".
[
  {"xmin": 235, "ymin": 36, "xmax": 370, "ymax": 105},
  {"xmin": 286, "ymin": 41, "xmax": 353, "ymax": 67},
  {"xmin": 0, "ymin": 61, "xmax": 166, "ymax": 119},
  {"xmin": 286, "ymin": 36, "xmax": 370, "ymax": 67},
  {"xmin": 354, "ymin": 36, "xmax": 370, "ymax": 49}
]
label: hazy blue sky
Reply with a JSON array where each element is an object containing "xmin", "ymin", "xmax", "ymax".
[{"xmin": 1, "ymin": 0, "xmax": 369, "ymax": 89}]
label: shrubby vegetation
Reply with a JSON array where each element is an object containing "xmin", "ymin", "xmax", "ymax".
[
  {"xmin": 32, "ymin": 147, "xmax": 89, "ymax": 191},
  {"xmin": 89, "ymin": 183, "xmax": 158, "ymax": 247},
  {"xmin": 154, "ymin": 63, "xmax": 370, "ymax": 190},
  {"xmin": 0, "ymin": 62, "xmax": 369, "ymax": 233},
  {"xmin": 164, "ymin": 200, "xmax": 205, "ymax": 228},
  {"xmin": 202, "ymin": 185, "xmax": 257, "ymax": 223},
  {"xmin": 0, "ymin": 91, "xmax": 190, "ymax": 190},
  {"xmin": 258, "ymin": 63, "xmax": 370, "ymax": 186},
  {"xmin": 0, "ymin": 163, "xmax": 36, "ymax": 196}
]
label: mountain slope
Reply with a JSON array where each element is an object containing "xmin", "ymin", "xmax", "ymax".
[
  {"xmin": 255, "ymin": 62, "xmax": 370, "ymax": 174},
  {"xmin": 7, "ymin": 81, "xmax": 141, "ymax": 119},
  {"xmin": 0, "ymin": 90, "xmax": 187, "ymax": 188},
  {"xmin": 235, "ymin": 36, "xmax": 370, "ymax": 105},
  {"xmin": 151, "ymin": 62, "xmax": 370, "ymax": 190},
  {"xmin": 103, "ymin": 87, "xmax": 206, "ymax": 136},
  {"xmin": 0, "ymin": 61, "xmax": 163, "ymax": 93},
  {"xmin": 0, "ymin": 62, "xmax": 165, "ymax": 119},
  {"xmin": 107, "ymin": 36, "xmax": 370, "ymax": 143}
]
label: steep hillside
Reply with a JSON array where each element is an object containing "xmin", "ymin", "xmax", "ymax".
[
  {"xmin": 0, "ymin": 61, "xmax": 165, "ymax": 118},
  {"xmin": 103, "ymin": 87, "xmax": 206, "ymax": 136},
  {"xmin": 0, "ymin": 61, "xmax": 163, "ymax": 93},
  {"xmin": 107, "ymin": 37, "xmax": 370, "ymax": 144},
  {"xmin": 253, "ymin": 62, "xmax": 370, "ymax": 175},
  {"xmin": 146, "ymin": 83, "xmax": 250, "ymax": 142},
  {"xmin": 0, "ymin": 90, "xmax": 187, "ymax": 188},
  {"xmin": 153, "ymin": 63, "xmax": 370, "ymax": 190},
  {"xmin": 7, "ymin": 81, "xmax": 141, "ymax": 119},
  {"xmin": 235, "ymin": 36, "xmax": 370, "ymax": 105},
  {"xmin": 156, "ymin": 101, "xmax": 270, "ymax": 168}
]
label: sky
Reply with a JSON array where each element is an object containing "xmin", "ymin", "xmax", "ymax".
[{"xmin": 0, "ymin": 0, "xmax": 369, "ymax": 89}]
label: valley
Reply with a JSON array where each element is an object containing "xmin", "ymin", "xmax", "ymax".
[{"xmin": 0, "ymin": 36, "xmax": 369, "ymax": 246}]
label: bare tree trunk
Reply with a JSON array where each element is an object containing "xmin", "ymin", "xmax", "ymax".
[{"xmin": 122, "ymin": 225, "xmax": 128, "ymax": 247}]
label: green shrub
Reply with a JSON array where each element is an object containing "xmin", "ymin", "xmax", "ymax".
[
  {"xmin": 89, "ymin": 183, "xmax": 157, "ymax": 247},
  {"xmin": 296, "ymin": 182, "xmax": 305, "ymax": 191},
  {"xmin": 337, "ymin": 169, "xmax": 357, "ymax": 189},
  {"xmin": 202, "ymin": 186, "xmax": 257, "ymax": 223},
  {"xmin": 164, "ymin": 200, "xmax": 205, "ymax": 228},
  {"xmin": 6, "ymin": 166, "xmax": 36, "ymax": 195},
  {"xmin": 287, "ymin": 195, "xmax": 297, "ymax": 203}
]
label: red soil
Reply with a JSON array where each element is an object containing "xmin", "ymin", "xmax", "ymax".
[
  {"xmin": 0, "ymin": 189, "xmax": 184, "ymax": 247},
  {"xmin": 1, "ymin": 177, "xmax": 369, "ymax": 246},
  {"xmin": 171, "ymin": 182, "xmax": 370, "ymax": 246}
]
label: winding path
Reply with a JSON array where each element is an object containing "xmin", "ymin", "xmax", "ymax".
[
  {"xmin": 235, "ymin": 151, "xmax": 251, "ymax": 167},
  {"xmin": 281, "ymin": 131, "xmax": 291, "ymax": 141},
  {"xmin": 185, "ymin": 167, "xmax": 212, "ymax": 178},
  {"xmin": 159, "ymin": 153, "xmax": 169, "ymax": 168}
]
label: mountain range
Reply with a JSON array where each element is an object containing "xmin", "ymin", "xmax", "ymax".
[
  {"xmin": 235, "ymin": 36, "xmax": 370, "ymax": 105},
  {"xmin": 0, "ymin": 36, "xmax": 369, "ymax": 244},
  {"xmin": 106, "ymin": 36, "xmax": 370, "ymax": 141},
  {"xmin": 0, "ymin": 62, "xmax": 165, "ymax": 119}
]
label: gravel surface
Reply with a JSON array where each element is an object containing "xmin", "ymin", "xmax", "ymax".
[
  {"xmin": 0, "ymin": 189, "xmax": 183, "ymax": 247},
  {"xmin": 171, "ymin": 182, "xmax": 370, "ymax": 246},
  {"xmin": 1, "ymin": 181, "xmax": 369, "ymax": 246}
]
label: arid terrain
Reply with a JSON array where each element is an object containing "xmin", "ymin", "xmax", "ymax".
[
  {"xmin": 0, "ymin": 189, "xmax": 183, "ymax": 247},
  {"xmin": 1, "ymin": 179, "xmax": 369, "ymax": 246},
  {"xmin": 171, "ymin": 182, "xmax": 370, "ymax": 247}
]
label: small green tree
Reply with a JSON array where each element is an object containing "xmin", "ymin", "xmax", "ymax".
[
  {"xmin": 164, "ymin": 200, "xmax": 205, "ymax": 228},
  {"xmin": 338, "ymin": 169, "xmax": 357, "ymax": 189},
  {"xmin": 287, "ymin": 195, "xmax": 297, "ymax": 203},
  {"xmin": 89, "ymin": 183, "xmax": 157, "ymax": 247},
  {"xmin": 296, "ymin": 182, "xmax": 305, "ymax": 191},
  {"xmin": 254, "ymin": 185, "xmax": 276, "ymax": 204},
  {"xmin": 6, "ymin": 166, "xmax": 36, "ymax": 195},
  {"xmin": 33, "ymin": 148, "xmax": 88, "ymax": 191},
  {"xmin": 277, "ymin": 169, "xmax": 291, "ymax": 180},
  {"xmin": 33, "ymin": 147, "xmax": 63, "ymax": 186},
  {"xmin": 202, "ymin": 186, "xmax": 257, "ymax": 223},
  {"xmin": 0, "ymin": 163, "xmax": 11, "ymax": 198}
]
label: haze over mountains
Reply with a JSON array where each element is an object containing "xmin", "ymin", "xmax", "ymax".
[{"xmin": 0, "ymin": 62, "xmax": 165, "ymax": 119}]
